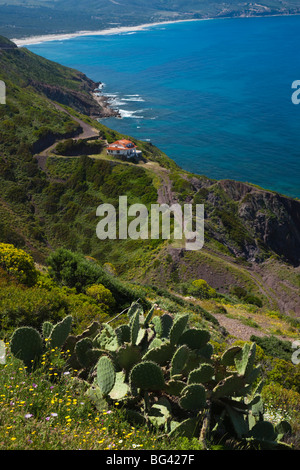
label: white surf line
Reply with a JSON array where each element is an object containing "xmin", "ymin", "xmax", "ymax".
[{"xmin": 12, "ymin": 18, "xmax": 207, "ymax": 46}]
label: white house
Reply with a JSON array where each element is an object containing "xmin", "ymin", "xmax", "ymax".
[{"xmin": 106, "ymin": 139, "xmax": 142, "ymax": 159}]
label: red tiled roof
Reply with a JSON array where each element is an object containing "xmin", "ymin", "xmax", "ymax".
[{"xmin": 107, "ymin": 139, "xmax": 137, "ymax": 151}]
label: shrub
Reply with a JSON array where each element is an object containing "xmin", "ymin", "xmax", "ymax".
[
  {"xmin": 46, "ymin": 248, "xmax": 146, "ymax": 308},
  {"xmin": 230, "ymin": 286, "xmax": 263, "ymax": 307},
  {"xmin": 187, "ymin": 279, "xmax": 216, "ymax": 299},
  {"xmin": 250, "ymin": 335, "xmax": 294, "ymax": 362},
  {"xmin": 262, "ymin": 383, "xmax": 300, "ymax": 414},
  {"xmin": 0, "ymin": 285, "xmax": 69, "ymax": 334},
  {"xmin": 85, "ymin": 284, "xmax": 115, "ymax": 310},
  {"xmin": 0, "ymin": 243, "xmax": 37, "ymax": 286},
  {"xmin": 265, "ymin": 359, "xmax": 300, "ymax": 394}
]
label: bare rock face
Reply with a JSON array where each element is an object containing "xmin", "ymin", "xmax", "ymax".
[
  {"xmin": 28, "ymin": 80, "xmax": 119, "ymax": 118},
  {"xmin": 190, "ymin": 178, "xmax": 300, "ymax": 266},
  {"xmin": 218, "ymin": 180, "xmax": 300, "ymax": 266}
]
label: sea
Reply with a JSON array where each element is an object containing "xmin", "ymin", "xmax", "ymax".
[{"xmin": 25, "ymin": 15, "xmax": 300, "ymax": 198}]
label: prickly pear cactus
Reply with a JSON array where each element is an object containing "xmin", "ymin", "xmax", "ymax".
[
  {"xmin": 129, "ymin": 361, "xmax": 165, "ymax": 391},
  {"xmin": 117, "ymin": 343, "xmax": 142, "ymax": 373},
  {"xmin": 75, "ymin": 337, "xmax": 94, "ymax": 368},
  {"xmin": 115, "ymin": 324, "xmax": 130, "ymax": 345},
  {"xmin": 142, "ymin": 340, "xmax": 174, "ymax": 365},
  {"xmin": 48, "ymin": 315, "xmax": 72, "ymax": 349},
  {"xmin": 188, "ymin": 363, "xmax": 214, "ymax": 385},
  {"xmin": 179, "ymin": 384, "xmax": 207, "ymax": 411},
  {"xmin": 42, "ymin": 321, "xmax": 54, "ymax": 340},
  {"xmin": 130, "ymin": 310, "xmax": 140, "ymax": 346},
  {"xmin": 169, "ymin": 314, "xmax": 189, "ymax": 345},
  {"xmin": 74, "ymin": 302, "xmax": 292, "ymax": 449},
  {"xmin": 170, "ymin": 344, "xmax": 190, "ymax": 377},
  {"xmin": 10, "ymin": 326, "xmax": 43, "ymax": 367},
  {"xmin": 177, "ymin": 328, "xmax": 210, "ymax": 350},
  {"xmin": 96, "ymin": 355, "xmax": 116, "ymax": 396}
]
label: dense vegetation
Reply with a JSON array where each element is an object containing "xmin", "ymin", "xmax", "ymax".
[{"xmin": 0, "ymin": 243, "xmax": 299, "ymax": 450}]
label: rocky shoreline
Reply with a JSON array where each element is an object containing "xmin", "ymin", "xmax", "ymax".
[{"xmin": 91, "ymin": 84, "xmax": 120, "ymax": 119}]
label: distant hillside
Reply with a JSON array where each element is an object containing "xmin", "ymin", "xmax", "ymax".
[
  {"xmin": 0, "ymin": 35, "xmax": 299, "ymax": 318},
  {"xmin": 1, "ymin": 0, "xmax": 300, "ymax": 38}
]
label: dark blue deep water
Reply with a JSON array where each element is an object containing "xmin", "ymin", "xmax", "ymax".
[{"xmin": 26, "ymin": 16, "xmax": 300, "ymax": 198}]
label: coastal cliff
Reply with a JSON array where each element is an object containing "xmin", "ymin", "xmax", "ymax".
[{"xmin": 0, "ymin": 36, "xmax": 118, "ymax": 118}]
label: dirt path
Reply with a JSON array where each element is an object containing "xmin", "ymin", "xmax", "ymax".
[
  {"xmin": 144, "ymin": 162, "xmax": 177, "ymax": 206},
  {"xmin": 213, "ymin": 314, "xmax": 266, "ymax": 342},
  {"xmin": 52, "ymin": 103, "xmax": 100, "ymax": 140},
  {"xmin": 35, "ymin": 102, "xmax": 100, "ymax": 170}
]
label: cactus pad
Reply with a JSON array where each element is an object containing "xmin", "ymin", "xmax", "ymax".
[
  {"xmin": 10, "ymin": 326, "xmax": 43, "ymax": 366},
  {"xmin": 96, "ymin": 324, "xmax": 118, "ymax": 352},
  {"xmin": 221, "ymin": 345, "xmax": 242, "ymax": 366},
  {"xmin": 129, "ymin": 361, "xmax": 165, "ymax": 391},
  {"xmin": 109, "ymin": 372, "xmax": 129, "ymax": 400},
  {"xmin": 165, "ymin": 379, "xmax": 186, "ymax": 396},
  {"xmin": 169, "ymin": 314, "xmax": 189, "ymax": 345},
  {"xmin": 115, "ymin": 324, "xmax": 130, "ymax": 345},
  {"xmin": 177, "ymin": 328, "xmax": 210, "ymax": 350},
  {"xmin": 96, "ymin": 355, "xmax": 116, "ymax": 396},
  {"xmin": 234, "ymin": 343, "xmax": 256, "ymax": 378},
  {"xmin": 142, "ymin": 340, "xmax": 174, "ymax": 365},
  {"xmin": 179, "ymin": 384, "xmax": 206, "ymax": 411},
  {"xmin": 152, "ymin": 314, "xmax": 173, "ymax": 338},
  {"xmin": 170, "ymin": 344, "xmax": 190, "ymax": 377},
  {"xmin": 144, "ymin": 305, "xmax": 154, "ymax": 327},
  {"xmin": 0, "ymin": 339, "xmax": 6, "ymax": 364},
  {"xmin": 75, "ymin": 337, "xmax": 93, "ymax": 368},
  {"xmin": 117, "ymin": 344, "xmax": 141, "ymax": 372},
  {"xmin": 168, "ymin": 417, "xmax": 199, "ymax": 438},
  {"xmin": 127, "ymin": 301, "xmax": 143, "ymax": 318},
  {"xmin": 42, "ymin": 321, "xmax": 53, "ymax": 340},
  {"xmin": 188, "ymin": 363, "xmax": 214, "ymax": 384},
  {"xmin": 212, "ymin": 374, "xmax": 245, "ymax": 399},
  {"xmin": 49, "ymin": 315, "xmax": 72, "ymax": 349},
  {"xmin": 130, "ymin": 310, "xmax": 140, "ymax": 345}
]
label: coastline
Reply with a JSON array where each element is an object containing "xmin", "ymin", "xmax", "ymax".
[
  {"xmin": 12, "ymin": 19, "xmax": 205, "ymax": 47},
  {"xmin": 11, "ymin": 13, "xmax": 300, "ymax": 47}
]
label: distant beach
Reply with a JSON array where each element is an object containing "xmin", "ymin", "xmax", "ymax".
[
  {"xmin": 12, "ymin": 18, "xmax": 205, "ymax": 46},
  {"xmin": 12, "ymin": 13, "xmax": 300, "ymax": 47}
]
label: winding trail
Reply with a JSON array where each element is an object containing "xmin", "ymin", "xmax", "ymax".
[{"xmin": 35, "ymin": 103, "xmax": 100, "ymax": 170}]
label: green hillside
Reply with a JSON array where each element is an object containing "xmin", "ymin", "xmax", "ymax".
[{"xmin": 0, "ymin": 35, "xmax": 299, "ymax": 450}]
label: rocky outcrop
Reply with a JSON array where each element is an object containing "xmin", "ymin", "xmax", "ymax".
[
  {"xmin": 191, "ymin": 178, "xmax": 300, "ymax": 266},
  {"xmin": 238, "ymin": 187, "xmax": 300, "ymax": 266},
  {"xmin": 28, "ymin": 80, "xmax": 119, "ymax": 118}
]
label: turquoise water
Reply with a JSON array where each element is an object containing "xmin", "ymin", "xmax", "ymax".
[{"xmin": 27, "ymin": 16, "xmax": 300, "ymax": 198}]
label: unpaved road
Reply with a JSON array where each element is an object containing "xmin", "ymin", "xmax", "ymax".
[{"xmin": 35, "ymin": 103, "xmax": 100, "ymax": 170}]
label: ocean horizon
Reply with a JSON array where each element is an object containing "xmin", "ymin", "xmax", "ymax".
[{"xmin": 26, "ymin": 15, "xmax": 300, "ymax": 198}]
